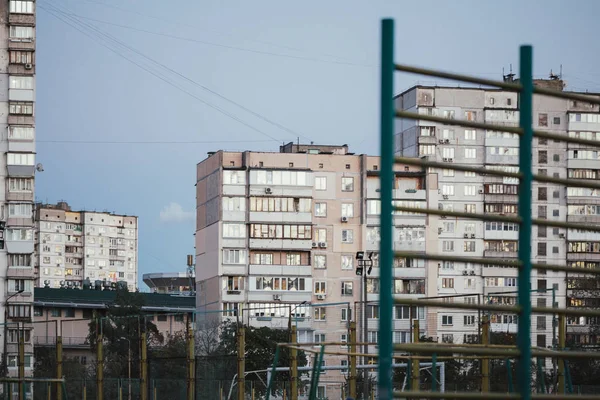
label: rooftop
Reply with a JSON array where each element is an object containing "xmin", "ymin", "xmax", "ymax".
[{"xmin": 34, "ymin": 287, "xmax": 195, "ymax": 311}]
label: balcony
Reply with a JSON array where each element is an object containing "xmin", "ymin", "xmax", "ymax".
[
  {"xmin": 247, "ymin": 290, "xmax": 312, "ymax": 303},
  {"xmin": 222, "ymin": 289, "xmax": 245, "ymax": 302},
  {"xmin": 249, "ymin": 264, "xmax": 311, "ymax": 276},
  {"xmin": 394, "ymin": 241, "xmax": 425, "ymax": 252},
  {"xmin": 394, "ymin": 189, "xmax": 426, "ymax": 201},
  {"xmin": 8, "ymin": 139, "xmax": 34, "ymax": 153},
  {"xmin": 6, "ymin": 239, "xmax": 34, "ymax": 254},
  {"xmin": 34, "ymin": 336, "xmax": 88, "ymax": 348},
  {"xmin": 483, "ymin": 251, "xmax": 518, "ymax": 259},
  {"xmin": 484, "ymin": 230, "xmax": 519, "ymax": 241},
  {"xmin": 248, "ymin": 315, "xmax": 312, "ymax": 330},
  {"xmin": 6, "ymin": 190, "xmax": 33, "ymax": 202},
  {"xmin": 7, "ymin": 216, "xmax": 33, "ymax": 227},
  {"xmin": 7, "ymin": 267, "xmax": 34, "ymax": 278},
  {"xmin": 249, "ymin": 238, "xmax": 312, "ymax": 250},
  {"xmin": 222, "ymin": 264, "xmax": 246, "ymax": 275},
  {"xmin": 249, "ymin": 211, "xmax": 312, "ymax": 224},
  {"xmin": 7, "ymin": 164, "xmax": 34, "ymax": 177},
  {"xmin": 8, "ymin": 13, "xmax": 35, "ymax": 26},
  {"xmin": 484, "ymin": 194, "xmax": 518, "ymax": 204}
]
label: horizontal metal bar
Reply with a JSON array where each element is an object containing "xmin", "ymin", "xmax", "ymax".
[
  {"xmin": 532, "ymin": 348, "xmax": 600, "ymax": 360},
  {"xmin": 393, "ymin": 206, "xmax": 521, "ymax": 223},
  {"xmin": 393, "ymin": 343, "xmax": 520, "ymax": 357},
  {"xmin": 396, "ymin": 110, "xmax": 523, "ymax": 134},
  {"xmin": 394, "ymin": 156, "xmax": 523, "ymax": 179},
  {"xmin": 395, "ymin": 64, "xmax": 523, "ymax": 92},
  {"xmin": 534, "ymin": 263, "xmax": 600, "ymax": 275},
  {"xmin": 394, "ymin": 297, "xmax": 520, "ymax": 313},
  {"xmin": 534, "ymin": 128, "xmax": 600, "ymax": 148},
  {"xmin": 534, "ymin": 86, "xmax": 600, "ymax": 106},
  {"xmin": 534, "ymin": 218, "xmax": 600, "ymax": 233},
  {"xmin": 395, "ymin": 391, "xmax": 521, "ymax": 399},
  {"xmin": 395, "ymin": 251, "xmax": 520, "ymax": 267},
  {"xmin": 534, "ymin": 173, "xmax": 600, "ymax": 190},
  {"xmin": 533, "ymin": 306, "xmax": 600, "ymax": 319}
]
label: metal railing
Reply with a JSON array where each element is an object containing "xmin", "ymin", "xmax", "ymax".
[{"xmin": 375, "ymin": 17, "xmax": 600, "ymax": 400}]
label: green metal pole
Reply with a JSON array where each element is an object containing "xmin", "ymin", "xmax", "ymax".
[
  {"xmin": 517, "ymin": 44, "xmax": 533, "ymax": 400},
  {"xmin": 378, "ymin": 17, "xmax": 395, "ymax": 400}
]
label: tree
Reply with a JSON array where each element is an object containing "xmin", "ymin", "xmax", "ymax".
[
  {"xmin": 149, "ymin": 332, "xmax": 188, "ymax": 399},
  {"xmin": 86, "ymin": 287, "xmax": 163, "ymax": 398},
  {"xmin": 213, "ymin": 320, "xmax": 308, "ymax": 398},
  {"xmin": 33, "ymin": 346, "xmax": 91, "ymax": 400}
]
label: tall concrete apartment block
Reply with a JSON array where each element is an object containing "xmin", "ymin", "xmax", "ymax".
[
  {"xmin": 34, "ymin": 202, "xmax": 139, "ymax": 291},
  {"xmin": 195, "ymin": 143, "xmax": 440, "ymax": 397},
  {"xmin": 395, "ymin": 81, "xmax": 600, "ymax": 349},
  {"xmin": 0, "ymin": 0, "xmax": 38, "ymax": 391}
]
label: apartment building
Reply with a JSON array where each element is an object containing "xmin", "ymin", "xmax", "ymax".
[
  {"xmin": 395, "ymin": 80, "xmax": 600, "ymax": 350},
  {"xmin": 34, "ymin": 202, "xmax": 138, "ymax": 291},
  {"xmin": 0, "ymin": 0, "xmax": 38, "ymax": 394},
  {"xmin": 195, "ymin": 143, "xmax": 440, "ymax": 398}
]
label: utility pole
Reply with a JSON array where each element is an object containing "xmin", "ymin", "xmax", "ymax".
[
  {"xmin": 481, "ymin": 315, "xmax": 490, "ymax": 392},
  {"xmin": 237, "ymin": 325, "xmax": 245, "ymax": 400},
  {"xmin": 57, "ymin": 335, "xmax": 63, "ymax": 400},
  {"xmin": 290, "ymin": 325, "xmax": 297, "ymax": 400},
  {"xmin": 349, "ymin": 321, "xmax": 357, "ymax": 399},
  {"xmin": 18, "ymin": 325, "xmax": 24, "ymax": 400},
  {"xmin": 97, "ymin": 333, "xmax": 104, "ymax": 400},
  {"xmin": 141, "ymin": 332, "xmax": 148, "ymax": 400},
  {"xmin": 558, "ymin": 314, "xmax": 565, "ymax": 394},
  {"xmin": 187, "ymin": 323, "xmax": 195, "ymax": 400},
  {"xmin": 411, "ymin": 319, "xmax": 420, "ymax": 391},
  {"xmin": 355, "ymin": 251, "xmax": 373, "ymax": 399}
]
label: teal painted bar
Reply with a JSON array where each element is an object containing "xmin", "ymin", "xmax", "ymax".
[
  {"xmin": 379, "ymin": 18, "xmax": 395, "ymax": 400},
  {"xmin": 517, "ymin": 45, "xmax": 534, "ymax": 400},
  {"xmin": 265, "ymin": 345, "xmax": 280, "ymax": 400}
]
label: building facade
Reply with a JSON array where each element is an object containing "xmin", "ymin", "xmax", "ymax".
[
  {"xmin": 395, "ymin": 81, "xmax": 600, "ymax": 350},
  {"xmin": 1, "ymin": 0, "xmax": 38, "ymax": 393},
  {"xmin": 195, "ymin": 143, "xmax": 440, "ymax": 397},
  {"xmin": 143, "ymin": 272, "xmax": 194, "ymax": 295},
  {"xmin": 34, "ymin": 202, "xmax": 139, "ymax": 291}
]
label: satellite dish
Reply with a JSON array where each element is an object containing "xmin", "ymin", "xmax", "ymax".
[{"xmin": 36, "ymin": 163, "xmax": 44, "ymax": 172}]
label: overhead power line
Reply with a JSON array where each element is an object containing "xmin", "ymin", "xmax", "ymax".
[{"xmin": 39, "ymin": 1, "xmax": 306, "ymax": 144}]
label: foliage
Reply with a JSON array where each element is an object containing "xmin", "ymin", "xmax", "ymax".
[{"xmin": 33, "ymin": 346, "xmax": 91, "ymax": 399}]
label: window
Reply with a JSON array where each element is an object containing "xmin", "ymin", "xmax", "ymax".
[
  {"xmin": 553, "ymin": 209, "xmax": 559, "ymax": 217},
  {"xmin": 341, "ymin": 281, "xmax": 353, "ymax": 295},
  {"xmin": 442, "ymin": 169, "xmax": 454, "ymax": 177},
  {"xmin": 553, "ymin": 117, "xmax": 560, "ymax": 125},
  {"xmin": 441, "ymin": 185, "xmax": 454, "ymax": 196},
  {"xmin": 341, "ymin": 255, "xmax": 353, "ymax": 270},
  {"xmin": 313, "ymin": 307, "xmax": 326, "ymax": 321},
  {"xmin": 341, "ymin": 177, "xmax": 354, "ymax": 191},
  {"xmin": 314, "ymin": 255, "xmax": 326, "ymax": 269},
  {"xmin": 286, "ymin": 253, "xmax": 300, "ymax": 266},
  {"xmin": 442, "ymin": 278, "xmax": 454, "ymax": 288},
  {"xmin": 6, "ymin": 228, "xmax": 32, "ymax": 241},
  {"xmin": 442, "ymin": 221, "xmax": 455, "ymax": 233},
  {"xmin": 314, "ymin": 228, "xmax": 327, "ymax": 242},
  {"xmin": 9, "ymin": 279, "xmax": 31, "ymax": 293},
  {"xmin": 222, "ymin": 224, "xmax": 245, "ymax": 238},
  {"xmin": 465, "ymin": 171, "xmax": 476, "ymax": 178},
  {"xmin": 441, "ymin": 334, "xmax": 454, "ymax": 343},
  {"xmin": 8, "ymin": 329, "xmax": 30, "ymax": 343},
  {"xmin": 341, "ymin": 230, "xmax": 353, "ymax": 243},
  {"xmin": 9, "ymin": 254, "xmax": 30, "ymax": 267},
  {"xmin": 537, "ymin": 335, "xmax": 546, "ymax": 348},
  {"xmin": 9, "ymin": 178, "xmax": 33, "ymax": 192},
  {"xmin": 314, "ymin": 281, "xmax": 326, "ymax": 294},
  {"xmin": 464, "ymin": 315, "xmax": 476, "ymax": 326},
  {"xmin": 464, "ymin": 185, "xmax": 477, "ymax": 196},
  {"xmin": 538, "ymin": 187, "xmax": 547, "ymax": 201},
  {"xmin": 315, "ymin": 177, "xmax": 327, "ymax": 190},
  {"xmin": 537, "ymin": 243, "xmax": 547, "ymax": 256},
  {"xmin": 464, "ymin": 130, "xmax": 476, "ymax": 140},
  {"xmin": 341, "ymin": 308, "xmax": 351, "ymax": 321},
  {"xmin": 8, "ymin": 304, "xmax": 30, "ymax": 319},
  {"xmin": 9, "ymin": 102, "xmax": 33, "ymax": 115},
  {"xmin": 443, "ymin": 110, "xmax": 455, "ymax": 119},
  {"xmin": 538, "ymin": 206, "xmax": 547, "ymax": 219},
  {"xmin": 442, "ymin": 148, "xmax": 455, "ymax": 159},
  {"xmin": 538, "ymin": 226, "xmax": 547, "ymax": 238},
  {"xmin": 442, "ymin": 241, "xmax": 454, "ymax": 252},
  {"xmin": 464, "ymin": 241, "xmax": 476, "ymax": 252},
  {"xmin": 314, "ymin": 203, "xmax": 327, "ymax": 217},
  {"xmin": 9, "ymin": 76, "xmax": 33, "ymax": 90},
  {"xmin": 464, "ymin": 204, "xmax": 476, "ymax": 213},
  {"xmin": 367, "ymin": 305, "xmax": 380, "ymax": 319},
  {"xmin": 538, "ymin": 151, "xmax": 548, "ymax": 164},
  {"xmin": 341, "ymin": 203, "xmax": 354, "ymax": 218},
  {"xmin": 464, "ymin": 111, "xmax": 477, "ymax": 121},
  {"xmin": 9, "ymin": 1, "xmax": 34, "ymax": 14},
  {"xmin": 9, "ymin": 26, "xmax": 34, "ymax": 41},
  {"xmin": 249, "ymin": 197, "xmax": 311, "ymax": 212},
  {"xmin": 8, "ymin": 203, "xmax": 32, "ymax": 218},
  {"xmin": 222, "ymin": 197, "xmax": 245, "ymax": 211},
  {"xmin": 368, "ymin": 331, "xmax": 379, "ymax": 344},
  {"xmin": 464, "ymin": 148, "xmax": 476, "ymax": 159},
  {"xmin": 7, "ymin": 153, "xmax": 34, "ymax": 166},
  {"xmin": 223, "ymin": 249, "xmax": 247, "ymax": 264},
  {"xmin": 367, "ymin": 278, "xmax": 379, "ymax": 294},
  {"xmin": 442, "ymin": 315, "xmax": 453, "ymax": 326},
  {"xmin": 553, "ymin": 154, "xmax": 560, "ymax": 162},
  {"xmin": 419, "ymin": 145, "xmax": 435, "ymax": 155},
  {"xmin": 9, "ymin": 50, "xmax": 33, "ymax": 64},
  {"xmin": 222, "ymin": 170, "xmax": 245, "ymax": 185},
  {"xmin": 538, "ymin": 113, "xmax": 548, "ymax": 127},
  {"xmin": 8, "ymin": 127, "xmax": 34, "ymax": 141}
]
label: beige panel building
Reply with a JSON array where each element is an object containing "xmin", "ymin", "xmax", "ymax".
[
  {"xmin": 195, "ymin": 142, "xmax": 439, "ymax": 398},
  {"xmin": 34, "ymin": 202, "xmax": 138, "ymax": 291}
]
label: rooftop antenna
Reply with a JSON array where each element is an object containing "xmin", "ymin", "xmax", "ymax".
[
  {"xmin": 503, "ymin": 64, "xmax": 515, "ymax": 83},
  {"xmin": 186, "ymin": 254, "xmax": 196, "ymax": 297}
]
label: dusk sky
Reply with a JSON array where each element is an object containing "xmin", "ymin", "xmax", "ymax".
[{"xmin": 34, "ymin": 0, "xmax": 600, "ymax": 288}]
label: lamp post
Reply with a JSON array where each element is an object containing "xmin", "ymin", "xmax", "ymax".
[
  {"xmin": 355, "ymin": 251, "xmax": 373, "ymax": 400},
  {"xmin": 119, "ymin": 337, "xmax": 132, "ymax": 400},
  {"xmin": 2, "ymin": 288, "xmax": 24, "ymax": 379}
]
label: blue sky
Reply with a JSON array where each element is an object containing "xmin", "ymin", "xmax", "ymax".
[{"xmin": 34, "ymin": 0, "xmax": 600, "ymax": 288}]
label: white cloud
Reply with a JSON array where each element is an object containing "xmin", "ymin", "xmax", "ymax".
[{"xmin": 159, "ymin": 202, "xmax": 194, "ymax": 223}]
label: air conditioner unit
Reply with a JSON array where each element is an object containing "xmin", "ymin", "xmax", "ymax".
[
  {"xmin": 442, "ymin": 195, "xmax": 449, "ymax": 200},
  {"xmin": 463, "ymin": 233, "xmax": 469, "ymax": 238},
  {"xmin": 316, "ymin": 294, "xmax": 326, "ymax": 300},
  {"xmin": 341, "ymin": 216, "xmax": 348, "ymax": 223},
  {"xmin": 24, "ymin": 63, "xmax": 32, "ymax": 70},
  {"xmin": 470, "ymin": 234, "xmax": 475, "ymax": 239},
  {"xmin": 438, "ymin": 228, "xmax": 443, "ymax": 234},
  {"xmin": 462, "ymin": 271, "xmax": 468, "ymax": 275},
  {"xmin": 55, "ymin": 229, "xmax": 60, "ymax": 232},
  {"xmin": 443, "ymin": 158, "xmax": 448, "ymax": 162},
  {"xmin": 478, "ymin": 189, "xmax": 483, "ymax": 194},
  {"xmin": 265, "ymin": 188, "xmax": 272, "ymax": 194},
  {"xmin": 438, "ymin": 139, "xmax": 444, "ymax": 144},
  {"xmin": 444, "ymin": 139, "xmax": 450, "ymax": 144},
  {"xmin": 273, "ymin": 294, "xmax": 282, "ymax": 301},
  {"xmin": 469, "ymin": 271, "xmax": 476, "ymax": 276},
  {"xmin": 559, "ymin": 233, "xmax": 565, "ymax": 239},
  {"xmin": 448, "ymin": 158, "xmax": 454, "ymax": 163},
  {"xmin": 312, "ymin": 242, "xmax": 318, "ymax": 248},
  {"xmin": 319, "ymin": 242, "xmax": 327, "ymax": 248}
]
